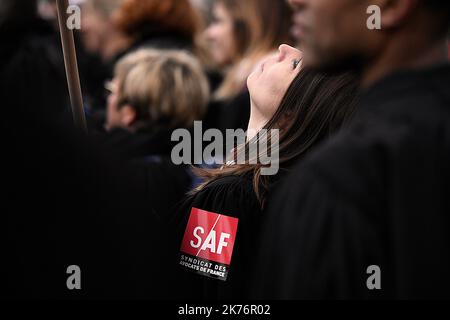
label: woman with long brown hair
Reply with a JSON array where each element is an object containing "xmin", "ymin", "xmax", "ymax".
[{"xmin": 171, "ymin": 45, "xmax": 360, "ymax": 299}]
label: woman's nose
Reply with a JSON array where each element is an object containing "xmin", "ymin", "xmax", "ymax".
[
  {"xmin": 277, "ymin": 45, "xmax": 288, "ymax": 62},
  {"xmin": 278, "ymin": 44, "xmax": 302, "ymax": 62},
  {"xmin": 279, "ymin": 44, "xmax": 297, "ymax": 57}
]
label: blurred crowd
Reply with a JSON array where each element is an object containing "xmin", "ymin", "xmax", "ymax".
[{"xmin": 1, "ymin": 0, "xmax": 450, "ymax": 299}]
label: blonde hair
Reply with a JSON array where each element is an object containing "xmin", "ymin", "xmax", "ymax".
[
  {"xmin": 114, "ymin": 49, "xmax": 210, "ymax": 129},
  {"xmin": 213, "ymin": 0, "xmax": 293, "ymax": 100}
]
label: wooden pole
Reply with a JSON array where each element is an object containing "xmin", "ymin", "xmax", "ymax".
[{"xmin": 56, "ymin": 0, "xmax": 87, "ymax": 132}]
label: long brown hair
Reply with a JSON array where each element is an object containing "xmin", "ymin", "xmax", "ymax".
[{"xmin": 194, "ymin": 68, "xmax": 360, "ymax": 205}]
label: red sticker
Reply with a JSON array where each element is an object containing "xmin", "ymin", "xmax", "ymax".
[{"xmin": 179, "ymin": 208, "xmax": 239, "ymax": 280}]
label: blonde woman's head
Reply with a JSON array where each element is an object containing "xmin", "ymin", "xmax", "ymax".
[{"xmin": 106, "ymin": 49, "xmax": 210, "ymax": 131}]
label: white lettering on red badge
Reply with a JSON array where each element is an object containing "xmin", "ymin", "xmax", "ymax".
[{"xmin": 179, "ymin": 208, "xmax": 239, "ymax": 281}]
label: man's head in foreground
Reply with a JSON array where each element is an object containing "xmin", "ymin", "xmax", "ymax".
[{"xmin": 289, "ymin": 0, "xmax": 450, "ymax": 85}]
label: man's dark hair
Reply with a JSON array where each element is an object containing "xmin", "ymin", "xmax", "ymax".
[{"xmin": 424, "ymin": 0, "xmax": 450, "ymax": 9}]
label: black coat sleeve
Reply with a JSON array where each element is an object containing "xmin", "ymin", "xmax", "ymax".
[{"xmin": 252, "ymin": 164, "xmax": 388, "ymax": 299}]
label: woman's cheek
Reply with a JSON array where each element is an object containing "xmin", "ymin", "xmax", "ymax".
[{"xmin": 265, "ymin": 69, "xmax": 283, "ymax": 94}]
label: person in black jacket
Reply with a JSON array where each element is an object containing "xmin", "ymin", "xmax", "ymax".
[
  {"xmin": 254, "ymin": 0, "xmax": 450, "ymax": 299},
  {"xmin": 80, "ymin": 0, "xmax": 199, "ymax": 70},
  {"xmin": 99, "ymin": 49, "xmax": 210, "ymax": 218},
  {"xmin": 170, "ymin": 44, "xmax": 360, "ymax": 299},
  {"xmin": 0, "ymin": 0, "xmax": 69, "ymax": 123},
  {"xmin": 79, "ymin": 0, "xmax": 203, "ymax": 125},
  {"xmin": 0, "ymin": 1, "xmax": 168, "ymax": 298}
]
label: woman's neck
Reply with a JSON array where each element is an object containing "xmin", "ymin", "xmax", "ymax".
[{"xmin": 247, "ymin": 101, "xmax": 268, "ymax": 140}]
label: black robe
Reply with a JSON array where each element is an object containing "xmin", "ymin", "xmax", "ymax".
[
  {"xmin": 203, "ymin": 90, "xmax": 251, "ymax": 134},
  {"xmin": 170, "ymin": 174, "xmax": 264, "ymax": 300},
  {"xmin": 0, "ymin": 20, "xmax": 175, "ymax": 298},
  {"xmin": 0, "ymin": 18, "xmax": 69, "ymax": 122},
  {"xmin": 253, "ymin": 64, "xmax": 450, "ymax": 299},
  {"xmin": 95, "ymin": 127, "xmax": 192, "ymax": 219}
]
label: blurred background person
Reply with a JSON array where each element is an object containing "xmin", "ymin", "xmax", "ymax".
[
  {"xmin": 202, "ymin": 0, "xmax": 294, "ymax": 135},
  {"xmin": 37, "ymin": 0, "xmax": 58, "ymax": 28},
  {"xmin": 113, "ymin": 0, "xmax": 201, "ymax": 57},
  {"xmin": 31, "ymin": 0, "xmax": 127, "ymax": 128},
  {"xmin": 78, "ymin": 0, "xmax": 128, "ymax": 125},
  {"xmin": 1, "ymin": 0, "xmax": 69, "ymax": 122},
  {"xmin": 82, "ymin": 0, "xmax": 202, "ymax": 64},
  {"xmin": 79, "ymin": 0, "xmax": 208, "ymax": 128},
  {"xmin": 190, "ymin": 0, "xmax": 214, "ymax": 25},
  {"xmin": 187, "ymin": 0, "xmax": 223, "ymax": 94},
  {"xmin": 37, "ymin": 0, "xmax": 86, "ymax": 29},
  {"xmin": 98, "ymin": 49, "xmax": 210, "ymax": 217},
  {"xmin": 34, "ymin": 0, "xmax": 110, "ymax": 121},
  {"xmin": 1, "ymin": 0, "xmax": 172, "ymax": 299},
  {"xmin": 81, "ymin": 0, "xmax": 128, "ymax": 64}
]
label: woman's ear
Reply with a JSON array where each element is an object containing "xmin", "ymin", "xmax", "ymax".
[{"xmin": 119, "ymin": 105, "xmax": 137, "ymax": 127}]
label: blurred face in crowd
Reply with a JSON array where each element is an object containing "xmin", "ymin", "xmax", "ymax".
[
  {"xmin": 105, "ymin": 80, "xmax": 136, "ymax": 131},
  {"xmin": 247, "ymin": 45, "xmax": 303, "ymax": 121},
  {"xmin": 288, "ymin": 0, "xmax": 376, "ymax": 70},
  {"xmin": 205, "ymin": 2, "xmax": 238, "ymax": 66},
  {"xmin": 81, "ymin": 4, "xmax": 112, "ymax": 54}
]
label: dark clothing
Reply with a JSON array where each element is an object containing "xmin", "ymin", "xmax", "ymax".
[
  {"xmin": 170, "ymin": 175, "xmax": 263, "ymax": 300},
  {"xmin": 0, "ymin": 18, "xmax": 69, "ymax": 121},
  {"xmin": 204, "ymin": 90, "xmax": 251, "ymax": 133},
  {"xmin": 96, "ymin": 127, "xmax": 192, "ymax": 218},
  {"xmin": 219, "ymin": 90, "xmax": 251, "ymax": 132},
  {"xmin": 77, "ymin": 43, "xmax": 111, "ymax": 122},
  {"xmin": 128, "ymin": 33, "xmax": 193, "ymax": 53},
  {"xmin": 1, "ymin": 21, "xmax": 170, "ymax": 298},
  {"xmin": 99, "ymin": 127, "xmax": 175, "ymax": 159},
  {"xmin": 1, "ymin": 121, "xmax": 169, "ymax": 299},
  {"xmin": 112, "ymin": 32, "xmax": 194, "ymax": 70},
  {"xmin": 254, "ymin": 64, "xmax": 450, "ymax": 299}
]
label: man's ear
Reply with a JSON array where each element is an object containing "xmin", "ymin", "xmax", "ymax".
[
  {"xmin": 120, "ymin": 105, "xmax": 137, "ymax": 127},
  {"xmin": 378, "ymin": 0, "xmax": 419, "ymax": 29}
]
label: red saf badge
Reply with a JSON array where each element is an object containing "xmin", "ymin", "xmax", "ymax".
[{"xmin": 179, "ymin": 208, "xmax": 239, "ymax": 281}]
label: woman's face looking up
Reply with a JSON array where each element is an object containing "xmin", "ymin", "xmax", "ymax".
[{"xmin": 247, "ymin": 45, "xmax": 303, "ymax": 121}]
